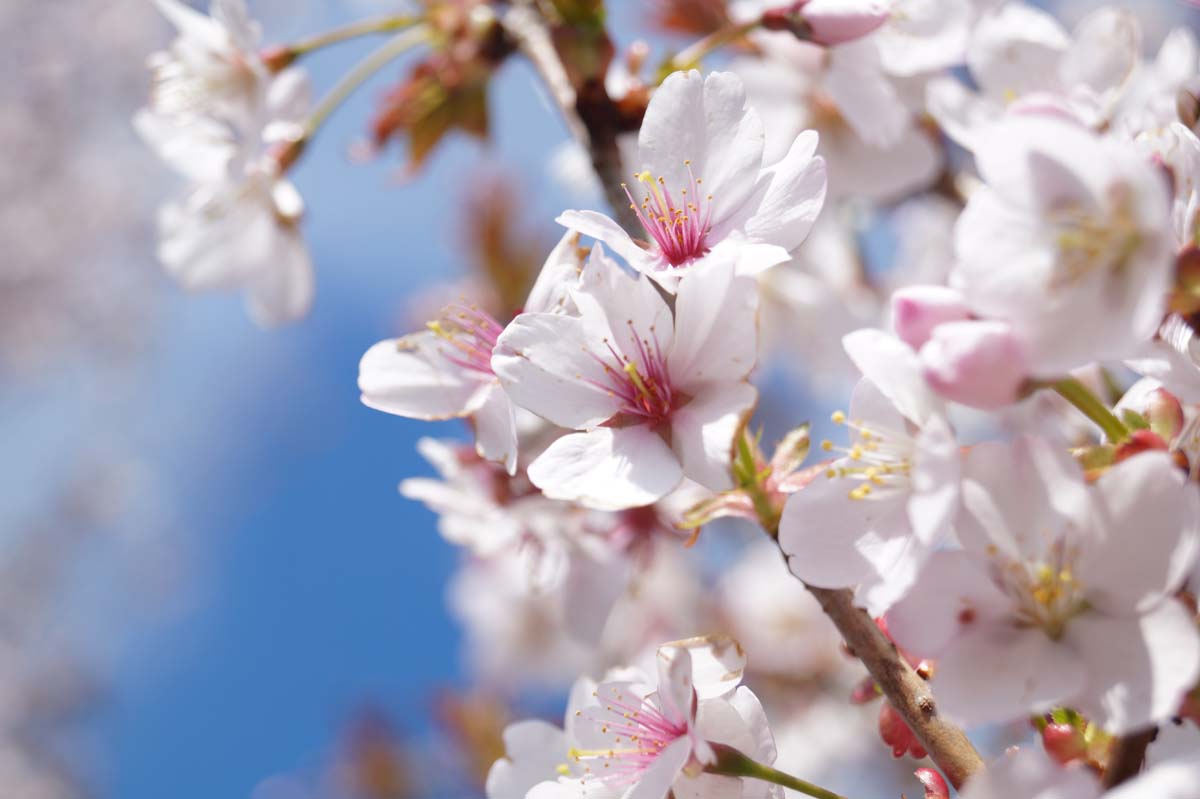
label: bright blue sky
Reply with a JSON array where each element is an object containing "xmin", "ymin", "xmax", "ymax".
[{"xmin": 95, "ymin": 4, "xmax": 653, "ymax": 797}]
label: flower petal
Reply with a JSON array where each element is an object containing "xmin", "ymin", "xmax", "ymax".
[
  {"xmin": 528, "ymin": 427, "xmax": 683, "ymax": 511},
  {"xmin": 668, "ymin": 262, "xmax": 759, "ymax": 390},
  {"xmin": 671, "ymin": 383, "xmax": 757, "ymax": 492},
  {"xmin": 358, "ymin": 334, "xmax": 483, "ymax": 420},
  {"xmin": 471, "ymin": 383, "xmax": 519, "ymax": 474}
]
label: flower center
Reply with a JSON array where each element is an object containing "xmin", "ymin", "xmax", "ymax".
[
  {"xmin": 1051, "ymin": 183, "xmax": 1143, "ymax": 289},
  {"xmin": 583, "ymin": 321, "xmax": 676, "ymax": 424},
  {"xmin": 987, "ymin": 541, "xmax": 1088, "ymax": 640},
  {"xmin": 569, "ymin": 689, "xmax": 688, "ymax": 787},
  {"xmin": 623, "ymin": 162, "xmax": 713, "ymax": 267},
  {"xmin": 820, "ymin": 410, "xmax": 914, "ymax": 500},
  {"xmin": 427, "ymin": 303, "xmax": 503, "ymax": 377}
]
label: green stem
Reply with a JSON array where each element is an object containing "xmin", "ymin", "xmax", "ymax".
[
  {"xmin": 286, "ymin": 15, "xmax": 420, "ymax": 59},
  {"xmin": 706, "ymin": 743, "xmax": 849, "ymax": 799},
  {"xmin": 302, "ymin": 26, "xmax": 429, "ymax": 140},
  {"xmin": 1053, "ymin": 377, "xmax": 1129, "ymax": 443},
  {"xmin": 666, "ymin": 19, "xmax": 759, "ymax": 74}
]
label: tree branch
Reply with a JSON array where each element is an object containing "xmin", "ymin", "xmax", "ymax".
[
  {"xmin": 1103, "ymin": 727, "xmax": 1156, "ymax": 788},
  {"xmin": 804, "ymin": 585, "xmax": 985, "ymax": 790},
  {"xmin": 499, "ymin": 3, "xmax": 641, "ymax": 234}
]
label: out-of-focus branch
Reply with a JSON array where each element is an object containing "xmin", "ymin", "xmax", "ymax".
[
  {"xmin": 804, "ymin": 584, "xmax": 985, "ymax": 790},
  {"xmin": 500, "ymin": 2, "xmax": 641, "ymax": 233},
  {"xmin": 1102, "ymin": 727, "xmax": 1156, "ymax": 788}
]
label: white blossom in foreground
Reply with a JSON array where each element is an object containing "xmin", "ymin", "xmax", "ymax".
[
  {"xmin": 957, "ymin": 746, "xmax": 1200, "ymax": 799},
  {"xmin": 359, "ymin": 233, "xmax": 583, "ymax": 473},
  {"xmin": 888, "ymin": 438, "xmax": 1200, "ymax": 732},
  {"xmin": 493, "ymin": 253, "xmax": 758, "ymax": 510},
  {"xmin": 491, "ymin": 636, "xmax": 780, "ymax": 799},
  {"xmin": 780, "ymin": 329, "xmax": 959, "ymax": 614},
  {"xmin": 559, "ymin": 70, "xmax": 826, "ymax": 288},
  {"xmin": 949, "ymin": 114, "xmax": 1174, "ymax": 380}
]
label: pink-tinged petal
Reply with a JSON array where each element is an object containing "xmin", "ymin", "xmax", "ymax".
[
  {"xmin": 671, "ymin": 383, "xmax": 758, "ymax": 492},
  {"xmin": 655, "ymin": 644, "xmax": 696, "ymax": 730},
  {"xmin": 1079, "ymin": 452, "xmax": 1200, "ymax": 614},
  {"xmin": 739, "ymin": 131, "xmax": 827, "ymax": 253},
  {"xmin": 907, "ymin": 415, "xmax": 959, "ymax": 547},
  {"xmin": 626, "ymin": 736, "xmax": 691, "ymax": 799},
  {"xmin": 1068, "ymin": 602, "xmax": 1200, "ymax": 734},
  {"xmin": 524, "ymin": 231, "xmax": 583, "ymax": 315},
  {"xmin": 492, "ymin": 313, "xmax": 623, "ymax": 429},
  {"xmin": 528, "ymin": 428, "xmax": 683, "ymax": 511},
  {"xmin": 471, "ymin": 384, "xmax": 519, "ymax": 475},
  {"xmin": 843, "ymin": 329, "xmax": 942, "ymax": 427},
  {"xmin": 886, "ymin": 551, "xmax": 1012, "ymax": 660},
  {"xmin": 556, "ymin": 209, "xmax": 655, "ymax": 273},
  {"xmin": 933, "ymin": 624, "xmax": 1080, "ymax": 728},
  {"xmin": 638, "ymin": 71, "xmax": 764, "ymax": 229},
  {"xmin": 919, "ymin": 320, "xmax": 1030, "ymax": 410},
  {"xmin": 574, "ymin": 245, "xmax": 675, "ymax": 365},
  {"xmin": 779, "ymin": 471, "xmax": 911, "ymax": 590},
  {"xmin": 890, "ymin": 285, "xmax": 970, "ymax": 350},
  {"xmin": 801, "ymin": 0, "xmax": 889, "ymax": 46},
  {"xmin": 486, "ymin": 720, "xmax": 569, "ymax": 799},
  {"xmin": 664, "ymin": 636, "xmax": 746, "ymax": 700},
  {"xmin": 358, "ymin": 335, "xmax": 482, "ymax": 420},
  {"xmin": 668, "ymin": 262, "xmax": 758, "ymax": 390}
]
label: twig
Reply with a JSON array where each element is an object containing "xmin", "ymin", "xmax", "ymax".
[
  {"xmin": 1103, "ymin": 727, "xmax": 1156, "ymax": 788},
  {"xmin": 804, "ymin": 585, "xmax": 985, "ymax": 790},
  {"xmin": 500, "ymin": 3, "xmax": 641, "ymax": 234}
]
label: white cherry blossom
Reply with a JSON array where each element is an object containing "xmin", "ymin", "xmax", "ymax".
[
  {"xmin": 493, "ymin": 251, "xmax": 759, "ymax": 510},
  {"xmin": 558, "ymin": 70, "xmax": 826, "ymax": 288},
  {"xmin": 888, "ymin": 437, "xmax": 1200, "ymax": 732}
]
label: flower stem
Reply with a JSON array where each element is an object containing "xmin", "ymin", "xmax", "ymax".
[
  {"xmin": 284, "ymin": 15, "xmax": 420, "ymax": 59},
  {"xmin": 302, "ymin": 26, "xmax": 430, "ymax": 140},
  {"xmin": 706, "ymin": 743, "xmax": 849, "ymax": 799},
  {"xmin": 666, "ymin": 20, "xmax": 759, "ymax": 75},
  {"xmin": 1053, "ymin": 377, "xmax": 1129, "ymax": 443}
]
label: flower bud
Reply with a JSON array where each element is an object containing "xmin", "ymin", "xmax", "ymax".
[
  {"xmin": 920, "ymin": 320, "xmax": 1029, "ymax": 410},
  {"xmin": 799, "ymin": 0, "xmax": 891, "ymax": 46},
  {"xmin": 1144, "ymin": 386, "xmax": 1186, "ymax": 441},
  {"xmin": 914, "ymin": 768, "xmax": 949, "ymax": 799},
  {"xmin": 878, "ymin": 700, "xmax": 927, "ymax": 759},
  {"xmin": 890, "ymin": 285, "xmax": 970, "ymax": 349},
  {"xmin": 1041, "ymin": 722, "xmax": 1087, "ymax": 765},
  {"xmin": 770, "ymin": 423, "xmax": 811, "ymax": 477},
  {"xmin": 1114, "ymin": 429, "xmax": 1170, "ymax": 463}
]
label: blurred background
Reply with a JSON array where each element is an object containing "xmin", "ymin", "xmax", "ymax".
[{"xmin": 4, "ymin": 1, "xmax": 1199, "ymax": 797}]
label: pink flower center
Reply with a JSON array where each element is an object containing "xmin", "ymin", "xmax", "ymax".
[
  {"xmin": 624, "ymin": 162, "xmax": 713, "ymax": 267},
  {"xmin": 428, "ymin": 303, "xmax": 503, "ymax": 377},
  {"xmin": 571, "ymin": 689, "xmax": 688, "ymax": 786},
  {"xmin": 582, "ymin": 321, "xmax": 677, "ymax": 424}
]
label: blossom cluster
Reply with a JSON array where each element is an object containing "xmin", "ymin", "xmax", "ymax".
[{"xmin": 135, "ymin": 0, "xmax": 1200, "ymax": 797}]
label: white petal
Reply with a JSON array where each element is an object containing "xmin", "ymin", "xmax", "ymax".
[
  {"xmin": 524, "ymin": 231, "xmax": 583, "ymax": 315},
  {"xmin": 358, "ymin": 335, "xmax": 483, "ymax": 420},
  {"xmin": 670, "ymin": 383, "xmax": 757, "ymax": 492},
  {"xmin": 492, "ymin": 313, "xmax": 623, "ymax": 429},
  {"xmin": 843, "ymin": 329, "xmax": 941, "ymax": 427},
  {"xmin": 1107, "ymin": 756, "xmax": 1200, "ymax": 799},
  {"xmin": 654, "ymin": 643, "xmax": 696, "ymax": 729},
  {"xmin": 133, "ymin": 110, "xmax": 235, "ymax": 182},
  {"xmin": 825, "ymin": 39, "xmax": 907, "ymax": 148},
  {"xmin": 934, "ymin": 624, "xmax": 1080, "ymax": 728},
  {"xmin": 668, "ymin": 262, "xmax": 758, "ymax": 390},
  {"xmin": 556, "ymin": 209, "xmax": 655, "ymax": 273},
  {"xmin": 486, "ymin": 720, "xmax": 568, "ymax": 799},
  {"xmin": 527, "ymin": 427, "xmax": 683, "ymax": 511},
  {"xmin": 967, "ymin": 2, "xmax": 1069, "ymax": 101},
  {"xmin": 739, "ymin": 131, "xmax": 827, "ymax": 253},
  {"xmin": 244, "ymin": 224, "xmax": 314, "ymax": 327},
  {"xmin": 472, "ymin": 384, "xmax": 519, "ymax": 474},
  {"xmin": 907, "ymin": 416, "xmax": 959, "ymax": 548},
  {"xmin": 638, "ymin": 71, "xmax": 764, "ymax": 229},
  {"xmin": 1069, "ymin": 602, "xmax": 1200, "ymax": 734},
  {"xmin": 661, "ymin": 635, "xmax": 746, "ymax": 700},
  {"xmin": 574, "ymin": 245, "xmax": 674, "ymax": 367},
  {"xmin": 626, "ymin": 736, "xmax": 691, "ymax": 799}
]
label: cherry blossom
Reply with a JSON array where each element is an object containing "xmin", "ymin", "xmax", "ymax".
[
  {"xmin": 493, "ymin": 251, "xmax": 759, "ymax": 510},
  {"xmin": 558, "ymin": 70, "xmax": 826, "ymax": 288},
  {"xmin": 359, "ymin": 232, "xmax": 584, "ymax": 473},
  {"xmin": 888, "ymin": 437, "xmax": 1200, "ymax": 732}
]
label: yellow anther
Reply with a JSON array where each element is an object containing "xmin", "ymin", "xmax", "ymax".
[
  {"xmin": 821, "ymin": 440, "xmax": 834, "ymax": 452},
  {"xmin": 831, "ymin": 410, "xmax": 846, "ymax": 424},
  {"xmin": 556, "ymin": 764, "xmax": 571, "ymax": 777},
  {"xmin": 849, "ymin": 484, "xmax": 873, "ymax": 500}
]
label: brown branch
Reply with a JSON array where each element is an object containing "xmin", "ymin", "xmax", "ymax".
[
  {"xmin": 1102, "ymin": 727, "xmax": 1156, "ymax": 789},
  {"xmin": 804, "ymin": 585, "xmax": 985, "ymax": 790},
  {"xmin": 499, "ymin": 2, "xmax": 641, "ymax": 234}
]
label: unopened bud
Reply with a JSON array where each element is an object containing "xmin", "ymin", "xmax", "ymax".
[
  {"xmin": 799, "ymin": 0, "xmax": 891, "ymax": 46},
  {"xmin": 920, "ymin": 320, "xmax": 1029, "ymax": 410},
  {"xmin": 260, "ymin": 44, "xmax": 296, "ymax": 72},
  {"xmin": 913, "ymin": 768, "xmax": 949, "ymax": 799},
  {"xmin": 891, "ymin": 285, "xmax": 970, "ymax": 349},
  {"xmin": 1114, "ymin": 429, "xmax": 1170, "ymax": 463},
  {"xmin": 770, "ymin": 424, "xmax": 811, "ymax": 477},
  {"xmin": 1144, "ymin": 386, "xmax": 1187, "ymax": 442},
  {"xmin": 1041, "ymin": 722, "xmax": 1087, "ymax": 765},
  {"xmin": 878, "ymin": 701, "xmax": 927, "ymax": 759}
]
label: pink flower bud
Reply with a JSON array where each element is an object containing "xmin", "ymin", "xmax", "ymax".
[
  {"xmin": 890, "ymin": 286, "xmax": 970, "ymax": 349},
  {"xmin": 1114, "ymin": 429, "xmax": 1171, "ymax": 464},
  {"xmin": 1144, "ymin": 387, "xmax": 1187, "ymax": 442},
  {"xmin": 800, "ymin": 0, "xmax": 891, "ymax": 46},
  {"xmin": 920, "ymin": 320, "xmax": 1029, "ymax": 410},
  {"xmin": 914, "ymin": 768, "xmax": 949, "ymax": 799},
  {"xmin": 1041, "ymin": 722, "xmax": 1087, "ymax": 765},
  {"xmin": 878, "ymin": 700, "xmax": 927, "ymax": 759}
]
